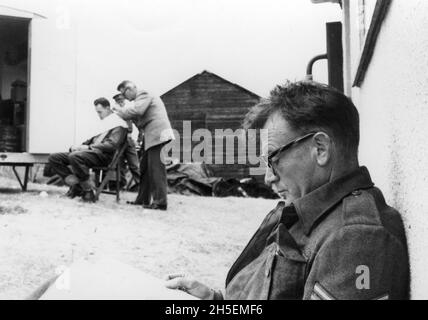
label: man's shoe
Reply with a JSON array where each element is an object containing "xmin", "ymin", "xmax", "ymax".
[
  {"xmin": 143, "ymin": 204, "xmax": 167, "ymax": 211},
  {"xmin": 64, "ymin": 188, "xmax": 73, "ymax": 198},
  {"xmin": 127, "ymin": 200, "xmax": 143, "ymax": 205},
  {"xmin": 81, "ymin": 190, "xmax": 96, "ymax": 203},
  {"xmin": 65, "ymin": 185, "xmax": 83, "ymax": 199},
  {"xmin": 128, "ymin": 181, "xmax": 139, "ymax": 192}
]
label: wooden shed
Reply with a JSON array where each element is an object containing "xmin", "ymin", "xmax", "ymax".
[{"xmin": 161, "ymin": 70, "xmax": 262, "ymax": 179}]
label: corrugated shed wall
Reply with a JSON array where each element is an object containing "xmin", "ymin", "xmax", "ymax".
[{"xmin": 162, "ymin": 71, "xmax": 262, "ymax": 178}]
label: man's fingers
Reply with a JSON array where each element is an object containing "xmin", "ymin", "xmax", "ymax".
[
  {"xmin": 165, "ymin": 273, "xmax": 186, "ymax": 281},
  {"xmin": 165, "ymin": 277, "xmax": 188, "ymax": 290},
  {"xmin": 165, "ymin": 275, "xmax": 195, "ymax": 291}
]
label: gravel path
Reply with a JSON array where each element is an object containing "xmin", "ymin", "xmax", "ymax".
[{"xmin": 0, "ymin": 177, "xmax": 277, "ymax": 299}]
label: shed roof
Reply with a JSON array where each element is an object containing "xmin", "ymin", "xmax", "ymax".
[{"xmin": 161, "ymin": 70, "xmax": 261, "ymax": 99}]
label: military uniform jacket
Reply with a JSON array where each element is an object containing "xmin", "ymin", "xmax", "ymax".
[
  {"xmin": 81, "ymin": 126, "xmax": 128, "ymax": 156},
  {"xmin": 225, "ymin": 167, "xmax": 410, "ymax": 300}
]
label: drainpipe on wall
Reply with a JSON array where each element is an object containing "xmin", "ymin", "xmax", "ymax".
[
  {"xmin": 311, "ymin": 0, "xmax": 349, "ymax": 96},
  {"xmin": 305, "ymin": 54, "xmax": 328, "ymax": 81},
  {"xmin": 341, "ymin": 0, "xmax": 352, "ymax": 97},
  {"xmin": 305, "ymin": 21, "xmax": 344, "ymax": 93}
]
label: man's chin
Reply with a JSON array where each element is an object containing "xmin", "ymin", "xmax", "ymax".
[{"xmin": 277, "ymin": 191, "xmax": 296, "ymax": 205}]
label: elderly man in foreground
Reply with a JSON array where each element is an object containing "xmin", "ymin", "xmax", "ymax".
[
  {"xmin": 48, "ymin": 97, "xmax": 128, "ymax": 202},
  {"xmin": 166, "ymin": 81, "xmax": 410, "ymax": 300}
]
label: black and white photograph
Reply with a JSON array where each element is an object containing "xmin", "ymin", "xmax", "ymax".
[{"xmin": 0, "ymin": 0, "xmax": 422, "ymax": 304}]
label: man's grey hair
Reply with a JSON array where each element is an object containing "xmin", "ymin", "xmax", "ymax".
[{"xmin": 117, "ymin": 80, "xmax": 136, "ymax": 91}]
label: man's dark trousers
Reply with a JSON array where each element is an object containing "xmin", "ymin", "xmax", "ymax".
[
  {"xmin": 120, "ymin": 136, "xmax": 140, "ymax": 186},
  {"xmin": 135, "ymin": 143, "xmax": 167, "ymax": 207},
  {"xmin": 49, "ymin": 150, "xmax": 111, "ymax": 181}
]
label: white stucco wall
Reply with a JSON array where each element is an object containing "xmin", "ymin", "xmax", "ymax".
[
  {"xmin": 0, "ymin": 0, "xmax": 155, "ymax": 152},
  {"xmin": 349, "ymin": 0, "xmax": 428, "ymax": 299},
  {"xmin": 1, "ymin": 0, "xmax": 78, "ymax": 153}
]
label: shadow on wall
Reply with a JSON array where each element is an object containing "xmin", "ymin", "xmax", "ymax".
[{"xmin": 388, "ymin": 130, "xmax": 414, "ymax": 298}]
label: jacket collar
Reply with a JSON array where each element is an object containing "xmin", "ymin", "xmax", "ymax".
[{"xmin": 291, "ymin": 166, "xmax": 374, "ymax": 236}]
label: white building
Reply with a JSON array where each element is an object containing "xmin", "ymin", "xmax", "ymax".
[
  {"xmin": 313, "ymin": 0, "xmax": 428, "ymax": 299},
  {"xmin": 0, "ymin": 0, "xmax": 157, "ymax": 158}
]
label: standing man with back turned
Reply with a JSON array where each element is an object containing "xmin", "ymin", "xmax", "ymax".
[{"xmin": 113, "ymin": 81, "xmax": 174, "ymax": 211}]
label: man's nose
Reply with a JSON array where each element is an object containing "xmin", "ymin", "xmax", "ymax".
[{"xmin": 265, "ymin": 167, "xmax": 279, "ymax": 186}]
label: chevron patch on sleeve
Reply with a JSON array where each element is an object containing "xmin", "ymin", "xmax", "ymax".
[
  {"xmin": 311, "ymin": 282, "xmax": 336, "ymax": 300},
  {"xmin": 373, "ymin": 294, "xmax": 389, "ymax": 300},
  {"xmin": 311, "ymin": 282, "xmax": 390, "ymax": 300}
]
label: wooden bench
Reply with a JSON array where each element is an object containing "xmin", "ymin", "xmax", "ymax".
[{"xmin": 0, "ymin": 152, "xmax": 48, "ymax": 191}]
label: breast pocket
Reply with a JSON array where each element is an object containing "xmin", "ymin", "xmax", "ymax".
[
  {"xmin": 226, "ymin": 224, "xmax": 307, "ymax": 300},
  {"xmin": 268, "ymin": 242, "xmax": 307, "ymax": 299}
]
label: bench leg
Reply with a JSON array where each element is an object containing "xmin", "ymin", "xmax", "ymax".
[
  {"xmin": 24, "ymin": 166, "xmax": 30, "ymax": 191},
  {"xmin": 12, "ymin": 165, "xmax": 31, "ymax": 191}
]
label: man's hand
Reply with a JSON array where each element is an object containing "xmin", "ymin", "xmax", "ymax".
[
  {"xmin": 70, "ymin": 145, "xmax": 89, "ymax": 152},
  {"xmin": 164, "ymin": 274, "xmax": 214, "ymax": 300},
  {"xmin": 111, "ymin": 106, "xmax": 124, "ymax": 118}
]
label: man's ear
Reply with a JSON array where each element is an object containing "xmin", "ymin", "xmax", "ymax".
[{"xmin": 312, "ymin": 132, "xmax": 332, "ymax": 166}]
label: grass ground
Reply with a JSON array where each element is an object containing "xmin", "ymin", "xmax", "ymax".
[{"xmin": 0, "ymin": 176, "xmax": 277, "ymax": 299}]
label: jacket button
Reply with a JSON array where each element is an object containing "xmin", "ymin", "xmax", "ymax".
[{"xmin": 352, "ymin": 190, "xmax": 362, "ymax": 196}]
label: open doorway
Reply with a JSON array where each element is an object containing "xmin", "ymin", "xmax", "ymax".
[{"xmin": 0, "ymin": 15, "xmax": 29, "ymax": 152}]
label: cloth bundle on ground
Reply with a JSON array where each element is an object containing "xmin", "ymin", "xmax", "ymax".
[{"xmin": 165, "ymin": 161, "xmax": 278, "ymax": 199}]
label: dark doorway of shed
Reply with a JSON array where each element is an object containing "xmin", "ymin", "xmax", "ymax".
[{"xmin": 0, "ymin": 16, "xmax": 29, "ymax": 152}]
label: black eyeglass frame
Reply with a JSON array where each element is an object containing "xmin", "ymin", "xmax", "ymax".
[{"xmin": 261, "ymin": 132, "xmax": 317, "ymax": 172}]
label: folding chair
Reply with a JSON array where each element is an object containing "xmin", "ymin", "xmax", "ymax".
[{"xmin": 93, "ymin": 141, "xmax": 128, "ymax": 202}]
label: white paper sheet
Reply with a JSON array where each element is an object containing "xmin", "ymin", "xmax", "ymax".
[{"xmin": 40, "ymin": 258, "xmax": 198, "ymax": 300}]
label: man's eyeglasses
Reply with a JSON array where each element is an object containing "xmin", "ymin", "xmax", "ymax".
[
  {"xmin": 261, "ymin": 132, "xmax": 317, "ymax": 173},
  {"xmin": 120, "ymin": 87, "xmax": 130, "ymax": 95}
]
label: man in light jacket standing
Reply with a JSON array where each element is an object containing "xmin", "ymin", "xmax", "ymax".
[{"xmin": 113, "ymin": 81, "xmax": 174, "ymax": 211}]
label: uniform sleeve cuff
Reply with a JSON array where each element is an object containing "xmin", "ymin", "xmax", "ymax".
[{"xmin": 207, "ymin": 289, "xmax": 224, "ymax": 300}]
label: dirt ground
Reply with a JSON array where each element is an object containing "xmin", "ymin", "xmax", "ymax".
[{"xmin": 0, "ymin": 176, "xmax": 277, "ymax": 300}]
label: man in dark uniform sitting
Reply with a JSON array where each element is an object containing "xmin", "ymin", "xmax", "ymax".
[
  {"xmin": 166, "ymin": 81, "xmax": 410, "ymax": 300},
  {"xmin": 48, "ymin": 98, "xmax": 128, "ymax": 202}
]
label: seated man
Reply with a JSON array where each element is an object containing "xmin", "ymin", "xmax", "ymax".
[
  {"xmin": 112, "ymin": 93, "xmax": 141, "ymax": 190},
  {"xmin": 166, "ymin": 81, "xmax": 410, "ymax": 300},
  {"xmin": 48, "ymin": 97, "xmax": 128, "ymax": 202}
]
